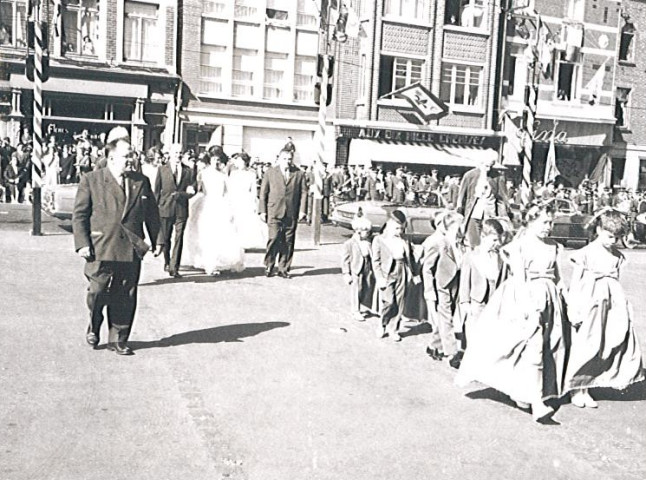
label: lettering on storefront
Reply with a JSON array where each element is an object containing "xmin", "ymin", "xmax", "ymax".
[
  {"xmin": 532, "ymin": 120, "xmax": 568, "ymax": 144},
  {"xmin": 341, "ymin": 126, "xmax": 496, "ymax": 147}
]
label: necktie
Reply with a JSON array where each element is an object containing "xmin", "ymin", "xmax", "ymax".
[{"xmin": 174, "ymin": 166, "xmax": 180, "ymax": 183}]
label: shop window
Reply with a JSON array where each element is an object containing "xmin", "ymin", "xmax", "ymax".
[
  {"xmin": 123, "ymin": 1, "xmax": 161, "ymax": 64},
  {"xmin": 615, "ymin": 87, "xmax": 631, "ymax": 129},
  {"xmin": 440, "ymin": 63, "xmax": 482, "ymax": 107},
  {"xmin": 444, "ymin": 0, "xmax": 486, "ymax": 29},
  {"xmin": 619, "ymin": 22, "xmax": 636, "ymax": 63},
  {"xmin": 63, "ymin": 0, "xmax": 100, "ymax": 56},
  {"xmin": 378, "ymin": 55, "xmax": 424, "ymax": 97},
  {"xmin": 639, "ymin": 159, "xmax": 646, "ymax": 190},
  {"xmin": 0, "ymin": 0, "xmax": 27, "ymax": 48},
  {"xmin": 556, "ymin": 60, "xmax": 580, "ymax": 101},
  {"xmin": 294, "ymin": 55, "xmax": 316, "ymax": 102},
  {"xmin": 384, "ymin": 0, "xmax": 425, "ymax": 20}
]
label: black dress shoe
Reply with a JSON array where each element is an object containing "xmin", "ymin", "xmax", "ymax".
[
  {"xmin": 265, "ymin": 267, "xmax": 274, "ymax": 277},
  {"xmin": 425, "ymin": 346, "xmax": 444, "ymax": 361},
  {"xmin": 277, "ymin": 270, "xmax": 291, "ymax": 279},
  {"xmin": 107, "ymin": 342, "xmax": 134, "ymax": 356},
  {"xmin": 448, "ymin": 354, "xmax": 462, "ymax": 369},
  {"xmin": 169, "ymin": 270, "xmax": 182, "ymax": 278},
  {"xmin": 85, "ymin": 332, "xmax": 99, "ymax": 348}
]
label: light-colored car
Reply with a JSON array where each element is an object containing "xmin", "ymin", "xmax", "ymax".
[
  {"xmin": 42, "ymin": 183, "xmax": 78, "ymax": 219},
  {"xmin": 330, "ymin": 192, "xmax": 447, "ymax": 243}
]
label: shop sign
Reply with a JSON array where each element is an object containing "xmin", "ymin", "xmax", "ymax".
[{"xmin": 339, "ymin": 125, "xmax": 497, "ymax": 147}]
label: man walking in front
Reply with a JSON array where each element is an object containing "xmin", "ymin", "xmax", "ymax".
[
  {"xmin": 72, "ymin": 127, "xmax": 160, "ymax": 355},
  {"xmin": 259, "ymin": 149, "xmax": 307, "ymax": 279},
  {"xmin": 154, "ymin": 143, "xmax": 195, "ymax": 278}
]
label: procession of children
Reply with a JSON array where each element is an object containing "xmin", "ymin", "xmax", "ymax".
[{"xmin": 341, "ymin": 203, "xmax": 645, "ymax": 423}]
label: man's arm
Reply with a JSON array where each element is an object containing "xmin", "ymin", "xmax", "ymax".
[
  {"xmin": 456, "ymin": 173, "xmax": 470, "ymax": 215},
  {"xmin": 72, "ymin": 174, "xmax": 93, "ymax": 254},
  {"xmin": 142, "ymin": 177, "xmax": 161, "ymax": 251},
  {"xmin": 259, "ymin": 170, "xmax": 270, "ymax": 217}
]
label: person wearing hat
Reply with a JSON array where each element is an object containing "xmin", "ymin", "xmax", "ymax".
[
  {"xmin": 371, "ymin": 210, "xmax": 420, "ymax": 341},
  {"xmin": 341, "ymin": 210, "xmax": 376, "ymax": 321},
  {"xmin": 72, "ymin": 126, "xmax": 161, "ymax": 355}
]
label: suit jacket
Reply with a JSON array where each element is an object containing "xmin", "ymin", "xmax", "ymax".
[
  {"xmin": 364, "ymin": 177, "xmax": 382, "ymax": 201},
  {"xmin": 341, "ymin": 236, "xmax": 373, "ymax": 276},
  {"xmin": 259, "ymin": 165, "xmax": 307, "ymax": 221},
  {"xmin": 371, "ymin": 234, "xmax": 419, "ymax": 286},
  {"xmin": 72, "ymin": 168, "xmax": 161, "ymax": 262},
  {"xmin": 421, "ymin": 231, "xmax": 460, "ymax": 301},
  {"xmin": 456, "ymin": 168, "xmax": 509, "ymax": 218},
  {"xmin": 154, "ymin": 163, "xmax": 195, "ymax": 219},
  {"xmin": 4, "ymin": 164, "xmax": 25, "ymax": 184},
  {"xmin": 459, "ymin": 249, "xmax": 507, "ymax": 305}
]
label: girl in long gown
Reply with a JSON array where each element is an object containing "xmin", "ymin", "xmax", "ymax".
[
  {"xmin": 565, "ymin": 209, "xmax": 644, "ymax": 408},
  {"xmin": 456, "ymin": 203, "xmax": 569, "ymax": 422},
  {"xmin": 227, "ymin": 153, "xmax": 267, "ymax": 250},
  {"xmin": 183, "ymin": 150, "xmax": 245, "ymax": 275}
]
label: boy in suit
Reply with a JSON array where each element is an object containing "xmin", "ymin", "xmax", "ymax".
[
  {"xmin": 342, "ymin": 213, "xmax": 375, "ymax": 321},
  {"xmin": 422, "ymin": 211, "xmax": 464, "ymax": 367},
  {"xmin": 372, "ymin": 210, "xmax": 420, "ymax": 341}
]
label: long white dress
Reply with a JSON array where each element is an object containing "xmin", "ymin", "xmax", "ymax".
[
  {"xmin": 227, "ymin": 168, "xmax": 267, "ymax": 250},
  {"xmin": 182, "ymin": 167, "xmax": 245, "ymax": 274}
]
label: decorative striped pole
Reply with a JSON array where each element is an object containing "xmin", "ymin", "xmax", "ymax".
[
  {"xmin": 31, "ymin": 0, "xmax": 45, "ymax": 235},
  {"xmin": 312, "ymin": 53, "xmax": 329, "ymax": 246}
]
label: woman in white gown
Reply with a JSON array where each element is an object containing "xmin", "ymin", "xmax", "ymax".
[
  {"xmin": 183, "ymin": 149, "xmax": 245, "ymax": 275},
  {"xmin": 228, "ymin": 153, "xmax": 268, "ymax": 250}
]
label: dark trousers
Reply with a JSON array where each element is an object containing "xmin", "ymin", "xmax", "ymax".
[
  {"xmin": 84, "ymin": 260, "xmax": 141, "ymax": 343},
  {"xmin": 160, "ymin": 215, "xmax": 186, "ymax": 273},
  {"xmin": 265, "ymin": 216, "xmax": 297, "ymax": 272}
]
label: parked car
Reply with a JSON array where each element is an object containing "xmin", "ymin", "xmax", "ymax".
[
  {"xmin": 330, "ymin": 192, "xmax": 447, "ymax": 243},
  {"xmin": 42, "ymin": 182, "xmax": 78, "ymax": 220}
]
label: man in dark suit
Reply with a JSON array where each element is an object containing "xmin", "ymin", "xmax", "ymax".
[
  {"xmin": 457, "ymin": 158, "xmax": 509, "ymax": 248},
  {"xmin": 259, "ymin": 149, "xmax": 307, "ymax": 278},
  {"xmin": 154, "ymin": 143, "xmax": 195, "ymax": 278},
  {"xmin": 72, "ymin": 127, "xmax": 160, "ymax": 355}
]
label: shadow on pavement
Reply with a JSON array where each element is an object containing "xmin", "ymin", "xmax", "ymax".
[
  {"xmin": 401, "ymin": 321, "xmax": 432, "ymax": 338},
  {"xmin": 123, "ymin": 321, "xmax": 290, "ymax": 351},
  {"xmin": 293, "ymin": 267, "xmax": 342, "ymax": 277}
]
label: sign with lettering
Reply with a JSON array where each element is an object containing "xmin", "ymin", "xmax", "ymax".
[{"xmin": 339, "ymin": 125, "xmax": 500, "ymax": 148}]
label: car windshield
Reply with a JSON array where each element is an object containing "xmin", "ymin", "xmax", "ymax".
[{"xmin": 392, "ymin": 192, "xmax": 445, "ymax": 208}]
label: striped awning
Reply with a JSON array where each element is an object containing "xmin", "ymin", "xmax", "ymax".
[{"xmin": 348, "ymin": 139, "xmax": 498, "ymax": 167}]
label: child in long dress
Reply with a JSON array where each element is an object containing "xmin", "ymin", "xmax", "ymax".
[
  {"xmin": 565, "ymin": 209, "xmax": 645, "ymax": 408},
  {"xmin": 459, "ymin": 218, "xmax": 508, "ymax": 349},
  {"xmin": 456, "ymin": 203, "xmax": 569, "ymax": 422},
  {"xmin": 341, "ymin": 213, "xmax": 376, "ymax": 321}
]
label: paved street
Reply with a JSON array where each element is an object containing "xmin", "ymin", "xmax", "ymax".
[{"xmin": 1, "ymin": 203, "xmax": 645, "ymax": 480}]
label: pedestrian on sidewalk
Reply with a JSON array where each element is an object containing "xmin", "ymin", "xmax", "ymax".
[
  {"xmin": 564, "ymin": 209, "xmax": 645, "ymax": 409},
  {"xmin": 341, "ymin": 211, "xmax": 376, "ymax": 322},
  {"xmin": 72, "ymin": 127, "xmax": 161, "ymax": 356},
  {"xmin": 372, "ymin": 210, "xmax": 420, "ymax": 342}
]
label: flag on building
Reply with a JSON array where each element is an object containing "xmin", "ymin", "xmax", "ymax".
[
  {"xmin": 53, "ymin": 0, "xmax": 63, "ymax": 38},
  {"xmin": 584, "ymin": 58, "xmax": 608, "ymax": 105},
  {"xmin": 590, "ymin": 153, "xmax": 611, "ymax": 185},
  {"xmin": 543, "ymin": 133, "xmax": 559, "ymax": 185},
  {"xmin": 392, "ymin": 82, "xmax": 448, "ymax": 122}
]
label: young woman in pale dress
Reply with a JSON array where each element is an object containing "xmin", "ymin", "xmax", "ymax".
[
  {"xmin": 182, "ymin": 149, "xmax": 245, "ymax": 275},
  {"xmin": 456, "ymin": 204, "xmax": 569, "ymax": 422},
  {"xmin": 227, "ymin": 153, "xmax": 267, "ymax": 250}
]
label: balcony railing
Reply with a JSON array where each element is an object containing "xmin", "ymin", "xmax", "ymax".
[{"xmin": 204, "ymin": 1, "xmax": 227, "ymax": 15}]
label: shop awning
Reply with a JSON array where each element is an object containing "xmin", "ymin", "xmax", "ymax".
[
  {"xmin": 10, "ymin": 74, "xmax": 148, "ymax": 99},
  {"xmin": 348, "ymin": 139, "xmax": 498, "ymax": 167}
]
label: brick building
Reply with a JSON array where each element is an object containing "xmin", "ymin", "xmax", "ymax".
[
  {"xmin": 611, "ymin": 1, "xmax": 646, "ymax": 190},
  {"xmin": 178, "ymin": 0, "xmax": 335, "ymax": 166},
  {"xmin": 500, "ymin": 0, "xmax": 621, "ymax": 187},
  {"xmin": 333, "ymin": 0, "xmax": 504, "ymax": 174},
  {"xmin": 0, "ymin": 0, "xmax": 179, "ymax": 150}
]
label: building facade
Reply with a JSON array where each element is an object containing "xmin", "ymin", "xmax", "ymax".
[
  {"xmin": 500, "ymin": 0, "xmax": 621, "ymax": 187},
  {"xmin": 611, "ymin": 1, "xmax": 646, "ymax": 190},
  {"xmin": 178, "ymin": 0, "xmax": 334, "ymax": 165},
  {"xmin": 333, "ymin": 0, "xmax": 504, "ymax": 173},
  {"xmin": 0, "ymin": 0, "xmax": 180, "ymax": 150}
]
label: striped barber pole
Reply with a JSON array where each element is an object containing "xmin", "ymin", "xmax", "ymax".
[
  {"xmin": 312, "ymin": 53, "xmax": 329, "ymax": 245},
  {"xmin": 31, "ymin": 2, "xmax": 44, "ymax": 189}
]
